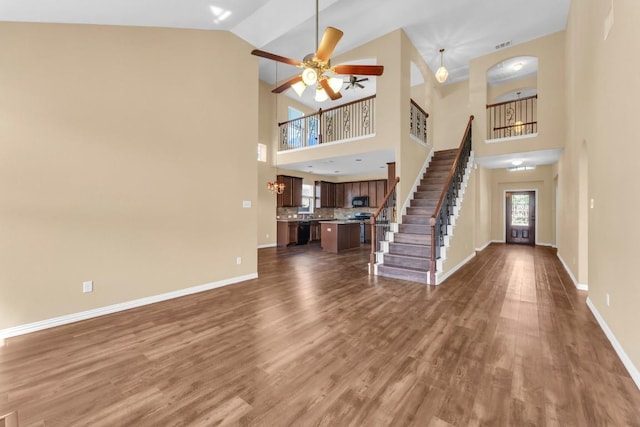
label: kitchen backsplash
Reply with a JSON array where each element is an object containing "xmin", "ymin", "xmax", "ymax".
[{"xmin": 276, "ymin": 207, "xmax": 376, "ymax": 220}]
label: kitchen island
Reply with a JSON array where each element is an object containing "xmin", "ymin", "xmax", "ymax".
[{"xmin": 320, "ymin": 221, "xmax": 361, "ymax": 253}]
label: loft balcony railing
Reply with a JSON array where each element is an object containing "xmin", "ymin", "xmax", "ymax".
[
  {"xmin": 410, "ymin": 99, "xmax": 429, "ymax": 144},
  {"xmin": 278, "ymin": 96, "xmax": 375, "ymax": 151},
  {"xmin": 486, "ymin": 95, "xmax": 537, "ymax": 140}
]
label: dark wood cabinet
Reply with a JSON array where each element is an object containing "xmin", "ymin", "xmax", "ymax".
[
  {"xmin": 315, "ymin": 181, "xmax": 337, "ymax": 208},
  {"xmin": 310, "ymin": 221, "xmax": 321, "ymax": 241},
  {"xmin": 376, "ymin": 180, "xmax": 387, "ymax": 207},
  {"xmin": 277, "ymin": 175, "xmax": 303, "ymax": 207},
  {"xmin": 368, "ymin": 181, "xmax": 377, "ymax": 208},
  {"xmin": 277, "ymin": 221, "xmax": 299, "ymax": 247},
  {"xmin": 335, "ymin": 183, "xmax": 344, "ymax": 208}
]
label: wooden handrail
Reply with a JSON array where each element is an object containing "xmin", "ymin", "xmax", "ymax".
[
  {"xmin": 493, "ymin": 121, "xmax": 537, "ymax": 131},
  {"xmin": 429, "ymin": 115, "xmax": 474, "ymax": 285},
  {"xmin": 429, "ymin": 115, "xmax": 474, "ymax": 227},
  {"xmin": 370, "ymin": 176, "xmax": 400, "ymax": 268},
  {"xmin": 410, "ymin": 99, "xmax": 429, "ymax": 118},
  {"xmin": 486, "ymin": 94, "xmax": 537, "ymax": 109},
  {"xmin": 277, "ymin": 95, "xmax": 376, "ymax": 127}
]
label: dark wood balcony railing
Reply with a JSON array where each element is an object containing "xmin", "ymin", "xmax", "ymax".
[
  {"xmin": 370, "ymin": 177, "xmax": 399, "ymax": 269},
  {"xmin": 486, "ymin": 95, "xmax": 537, "ymax": 140},
  {"xmin": 430, "ymin": 115, "xmax": 474, "ymax": 285},
  {"xmin": 410, "ymin": 99, "xmax": 429, "ymax": 144},
  {"xmin": 278, "ymin": 96, "xmax": 376, "ymax": 151}
]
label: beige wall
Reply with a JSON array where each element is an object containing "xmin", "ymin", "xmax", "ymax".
[
  {"xmin": 441, "ymin": 168, "xmax": 476, "ymax": 275},
  {"xmin": 433, "ymin": 80, "xmax": 472, "ymax": 151},
  {"xmin": 474, "ymin": 165, "xmax": 492, "ymax": 249},
  {"xmin": 258, "ymin": 81, "xmax": 278, "ymax": 247},
  {"xmin": 469, "ymin": 31, "xmax": 566, "ymax": 158},
  {"xmin": 0, "ymin": 23, "xmax": 258, "ymax": 330},
  {"xmin": 489, "ymin": 165, "xmax": 555, "ymax": 245},
  {"xmin": 487, "ymin": 76, "xmax": 537, "ymax": 104},
  {"xmin": 563, "ymin": 0, "xmax": 640, "ymax": 372}
]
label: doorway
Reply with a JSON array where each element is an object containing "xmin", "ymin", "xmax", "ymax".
[{"xmin": 506, "ymin": 191, "xmax": 536, "ymax": 245}]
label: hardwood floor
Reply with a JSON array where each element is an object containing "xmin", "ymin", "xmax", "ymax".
[{"xmin": 1, "ymin": 243, "xmax": 639, "ymax": 426}]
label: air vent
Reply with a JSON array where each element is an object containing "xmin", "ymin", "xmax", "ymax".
[{"xmin": 495, "ymin": 40, "xmax": 512, "ymax": 50}]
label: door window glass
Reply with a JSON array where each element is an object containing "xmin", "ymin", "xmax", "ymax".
[{"xmin": 511, "ymin": 194, "xmax": 530, "ymax": 226}]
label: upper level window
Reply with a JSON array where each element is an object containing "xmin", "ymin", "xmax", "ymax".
[{"xmin": 257, "ymin": 143, "xmax": 267, "ymax": 162}]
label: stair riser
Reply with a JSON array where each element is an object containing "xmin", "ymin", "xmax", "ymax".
[
  {"xmin": 402, "ymin": 216, "xmax": 430, "ymax": 225},
  {"xmin": 410, "ymin": 199, "xmax": 438, "ymax": 207},
  {"xmin": 384, "ymin": 254, "xmax": 430, "ymax": 270},
  {"xmin": 393, "ymin": 233, "xmax": 431, "ymax": 245},
  {"xmin": 399, "ymin": 224, "xmax": 431, "ymax": 234},
  {"xmin": 406, "ymin": 207, "xmax": 432, "ymax": 216},
  {"xmin": 377, "ymin": 266, "xmax": 429, "ymax": 285},
  {"xmin": 389, "ymin": 244, "xmax": 431, "ymax": 258},
  {"xmin": 413, "ymin": 191, "xmax": 441, "ymax": 199}
]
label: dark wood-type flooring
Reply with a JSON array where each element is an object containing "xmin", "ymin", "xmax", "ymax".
[{"xmin": 1, "ymin": 243, "xmax": 640, "ymax": 426}]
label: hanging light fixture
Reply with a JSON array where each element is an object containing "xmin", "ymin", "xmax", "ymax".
[
  {"xmin": 267, "ymin": 180, "xmax": 286, "ymax": 194},
  {"xmin": 435, "ymin": 48, "xmax": 449, "ymax": 84}
]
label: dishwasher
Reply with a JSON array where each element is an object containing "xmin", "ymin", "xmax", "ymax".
[{"xmin": 297, "ymin": 221, "xmax": 310, "ymax": 245}]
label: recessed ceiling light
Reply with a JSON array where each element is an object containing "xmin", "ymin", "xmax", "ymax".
[
  {"xmin": 511, "ymin": 160, "xmax": 523, "ymax": 166},
  {"xmin": 307, "ymin": 165, "xmax": 313, "ymax": 168},
  {"xmin": 334, "ymin": 171, "xmax": 340, "ymax": 173},
  {"xmin": 513, "ymin": 62, "xmax": 524, "ymax": 71},
  {"xmin": 355, "ymin": 159, "xmax": 362, "ymax": 162},
  {"xmin": 380, "ymin": 166, "xmax": 385, "ymax": 168}
]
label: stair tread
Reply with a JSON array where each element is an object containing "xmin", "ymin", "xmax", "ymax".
[{"xmin": 385, "ymin": 252, "xmax": 429, "ymax": 261}]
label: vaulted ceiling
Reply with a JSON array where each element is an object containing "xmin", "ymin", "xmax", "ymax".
[{"xmin": 2, "ymin": 0, "xmax": 570, "ymax": 86}]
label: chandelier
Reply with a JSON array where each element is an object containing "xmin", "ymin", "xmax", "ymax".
[
  {"xmin": 435, "ymin": 48, "xmax": 449, "ymax": 84},
  {"xmin": 267, "ymin": 180, "xmax": 285, "ymax": 195}
]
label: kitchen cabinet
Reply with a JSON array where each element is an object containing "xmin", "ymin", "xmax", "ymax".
[
  {"xmin": 376, "ymin": 180, "xmax": 388, "ymax": 207},
  {"xmin": 368, "ymin": 181, "xmax": 378, "ymax": 208},
  {"xmin": 335, "ymin": 183, "xmax": 344, "ymax": 208},
  {"xmin": 315, "ymin": 181, "xmax": 337, "ymax": 208},
  {"xmin": 310, "ymin": 221, "xmax": 321, "ymax": 241},
  {"xmin": 276, "ymin": 175, "xmax": 303, "ymax": 207},
  {"xmin": 277, "ymin": 221, "xmax": 299, "ymax": 247}
]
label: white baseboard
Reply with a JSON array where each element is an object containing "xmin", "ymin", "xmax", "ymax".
[
  {"xmin": 437, "ymin": 252, "xmax": 476, "ymax": 285},
  {"xmin": 0, "ymin": 273, "xmax": 258, "ymax": 340},
  {"xmin": 586, "ymin": 298, "xmax": 640, "ymax": 391},
  {"xmin": 556, "ymin": 253, "xmax": 588, "ymax": 291},
  {"xmin": 475, "ymin": 240, "xmax": 495, "ymax": 252},
  {"xmin": 536, "ymin": 242, "xmax": 555, "ymax": 247},
  {"xmin": 258, "ymin": 243, "xmax": 277, "ymax": 249}
]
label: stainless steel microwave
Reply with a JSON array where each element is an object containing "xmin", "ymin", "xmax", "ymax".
[{"xmin": 352, "ymin": 196, "xmax": 369, "ymax": 208}]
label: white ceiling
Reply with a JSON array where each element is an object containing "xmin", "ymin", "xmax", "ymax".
[
  {"xmin": 475, "ymin": 148, "xmax": 564, "ymax": 169},
  {"xmin": 1, "ymin": 0, "xmax": 570, "ymax": 86},
  {"xmin": 278, "ymin": 149, "xmax": 394, "ymax": 177},
  {"xmin": 1, "ymin": 0, "xmax": 569, "ymax": 174}
]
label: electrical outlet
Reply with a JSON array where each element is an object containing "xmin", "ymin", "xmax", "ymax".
[
  {"xmin": 606, "ymin": 293, "xmax": 610, "ymax": 307},
  {"xmin": 83, "ymin": 281, "xmax": 93, "ymax": 293},
  {"xmin": 266, "ymin": 233, "xmax": 269, "ymax": 239},
  {"xmin": 236, "ymin": 257, "xmax": 242, "ymax": 265},
  {"xmin": 242, "ymin": 200, "xmax": 251, "ymax": 208}
]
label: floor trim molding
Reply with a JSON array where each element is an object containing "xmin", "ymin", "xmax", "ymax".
[
  {"xmin": 437, "ymin": 252, "xmax": 476, "ymax": 285},
  {"xmin": 0, "ymin": 273, "xmax": 258, "ymax": 340},
  {"xmin": 556, "ymin": 253, "xmax": 588, "ymax": 291},
  {"xmin": 586, "ymin": 297, "xmax": 640, "ymax": 391},
  {"xmin": 258, "ymin": 243, "xmax": 277, "ymax": 249}
]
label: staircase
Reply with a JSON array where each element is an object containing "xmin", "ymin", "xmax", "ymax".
[{"xmin": 376, "ymin": 149, "xmax": 457, "ymax": 284}]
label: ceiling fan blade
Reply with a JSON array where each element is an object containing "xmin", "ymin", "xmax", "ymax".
[
  {"xmin": 251, "ymin": 49, "xmax": 302, "ymax": 67},
  {"xmin": 272, "ymin": 75, "xmax": 303, "ymax": 94},
  {"xmin": 320, "ymin": 79, "xmax": 342, "ymax": 101},
  {"xmin": 333, "ymin": 65, "xmax": 384, "ymax": 76},
  {"xmin": 357, "ymin": 83, "xmax": 365, "ymax": 89},
  {"xmin": 315, "ymin": 27, "xmax": 344, "ymax": 62}
]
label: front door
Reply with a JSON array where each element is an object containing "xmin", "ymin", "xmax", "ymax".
[{"xmin": 506, "ymin": 191, "xmax": 535, "ymax": 245}]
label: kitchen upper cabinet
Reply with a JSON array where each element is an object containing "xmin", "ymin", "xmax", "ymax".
[
  {"xmin": 360, "ymin": 182, "xmax": 369, "ymax": 199},
  {"xmin": 315, "ymin": 181, "xmax": 337, "ymax": 208},
  {"xmin": 276, "ymin": 175, "xmax": 303, "ymax": 207},
  {"xmin": 376, "ymin": 180, "xmax": 387, "ymax": 207},
  {"xmin": 335, "ymin": 183, "xmax": 345, "ymax": 208},
  {"xmin": 368, "ymin": 181, "xmax": 378, "ymax": 208}
]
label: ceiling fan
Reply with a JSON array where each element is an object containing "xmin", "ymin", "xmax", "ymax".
[
  {"xmin": 250, "ymin": 0, "xmax": 383, "ymax": 102},
  {"xmin": 345, "ymin": 75, "xmax": 369, "ymax": 90}
]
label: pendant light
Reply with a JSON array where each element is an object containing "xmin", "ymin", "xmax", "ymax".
[{"xmin": 435, "ymin": 48, "xmax": 449, "ymax": 84}]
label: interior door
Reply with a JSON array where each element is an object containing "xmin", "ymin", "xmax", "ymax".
[{"xmin": 506, "ymin": 191, "xmax": 535, "ymax": 245}]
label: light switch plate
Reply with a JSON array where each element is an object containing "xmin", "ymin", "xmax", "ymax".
[{"xmin": 242, "ymin": 200, "xmax": 251, "ymax": 208}]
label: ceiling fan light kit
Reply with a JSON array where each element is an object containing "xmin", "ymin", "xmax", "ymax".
[
  {"xmin": 250, "ymin": 0, "xmax": 384, "ymax": 103},
  {"xmin": 435, "ymin": 48, "xmax": 449, "ymax": 83}
]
